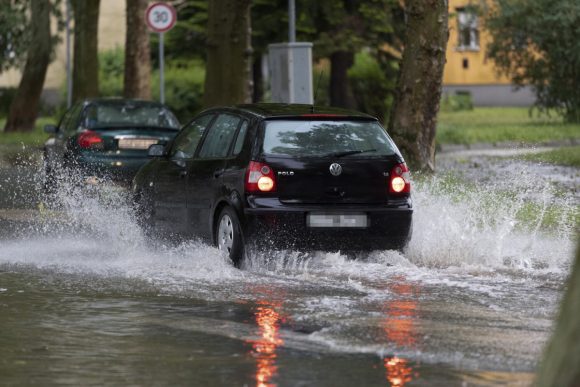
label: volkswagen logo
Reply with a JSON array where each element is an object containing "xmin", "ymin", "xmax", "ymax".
[{"xmin": 329, "ymin": 163, "xmax": 342, "ymax": 176}]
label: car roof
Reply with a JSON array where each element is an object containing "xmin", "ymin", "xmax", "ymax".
[
  {"xmin": 81, "ymin": 98, "xmax": 168, "ymax": 108},
  {"xmin": 221, "ymin": 103, "xmax": 377, "ymax": 120}
]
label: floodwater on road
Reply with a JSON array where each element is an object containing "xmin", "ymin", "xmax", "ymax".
[{"xmin": 0, "ymin": 147, "xmax": 577, "ymax": 386}]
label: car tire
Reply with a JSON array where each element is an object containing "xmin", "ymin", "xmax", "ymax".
[{"xmin": 215, "ymin": 206, "xmax": 244, "ymax": 267}]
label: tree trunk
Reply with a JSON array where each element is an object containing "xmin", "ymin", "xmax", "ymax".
[
  {"xmin": 3, "ymin": 1, "xmax": 51, "ymax": 133},
  {"xmin": 124, "ymin": 0, "xmax": 151, "ymax": 100},
  {"xmin": 203, "ymin": 0, "xmax": 252, "ymax": 107},
  {"xmin": 388, "ymin": 0, "xmax": 449, "ymax": 173},
  {"xmin": 71, "ymin": 0, "xmax": 100, "ymax": 103},
  {"xmin": 329, "ymin": 51, "xmax": 356, "ymax": 109},
  {"xmin": 537, "ymin": 241, "xmax": 580, "ymax": 386}
]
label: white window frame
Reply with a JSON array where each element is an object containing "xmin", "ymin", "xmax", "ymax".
[{"xmin": 456, "ymin": 8, "xmax": 480, "ymax": 51}]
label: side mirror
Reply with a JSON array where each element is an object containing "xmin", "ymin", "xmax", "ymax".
[
  {"xmin": 44, "ymin": 124, "xmax": 58, "ymax": 134},
  {"xmin": 148, "ymin": 144, "xmax": 166, "ymax": 157}
]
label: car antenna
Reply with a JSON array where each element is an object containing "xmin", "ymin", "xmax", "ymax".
[{"xmin": 311, "ymin": 70, "xmax": 324, "ymax": 113}]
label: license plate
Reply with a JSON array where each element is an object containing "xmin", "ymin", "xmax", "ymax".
[
  {"xmin": 118, "ymin": 138, "xmax": 158, "ymax": 150},
  {"xmin": 307, "ymin": 213, "xmax": 368, "ymax": 228}
]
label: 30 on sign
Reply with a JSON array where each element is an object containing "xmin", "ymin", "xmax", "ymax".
[{"xmin": 145, "ymin": 2, "xmax": 177, "ymax": 33}]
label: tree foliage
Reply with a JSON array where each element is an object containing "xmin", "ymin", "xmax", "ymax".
[
  {"xmin": 301, "ymin": 0, "xmax": 403, "ymax": 58},
  {"xmin": 154, "ymin": 0, "xmax": 208, "ymax": 63},
  {"xmin": 486, "ymin": 0, "xmax": 580, "ymax": 122},
  {"xmin": 348, "ymin": 51, "xmax": 397, "ymax": 123},
  {"xmin": 0, "ymin": 0, "xmax": 28, "ymax": 72},
  {"xmin": 300, "ymin": 0, "xmax": 403, "ymax": 109},
  {"xmin": 0, "ymin": 0, "xmax": 62, "ymax": 73}
]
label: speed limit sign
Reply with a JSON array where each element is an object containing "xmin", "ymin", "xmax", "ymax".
[{"xmin": 145, "ymin": 2, "xmax": 177, "ymax": 33}]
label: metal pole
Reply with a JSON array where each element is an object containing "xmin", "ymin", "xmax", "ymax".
[
  {"xmin": 159, "ymin": 32, "xmax": 165, "ymax": 104},
  {"xmin": 288, "ymin": 0, "xmax": 296, "ymax": 43},
  {"xmin": 66, "ymin": 0, "xmax": 72, "ymax": 108}
]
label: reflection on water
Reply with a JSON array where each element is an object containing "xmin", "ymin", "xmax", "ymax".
[
  {"xmin": 384, "ymin": 357, "xmax": 414, "ymax": 387},
  {"xmin": 252, "ymin": 302, "xmax": 283, "ymax": 387},
  {"xmin": 383, "ymin": 277, "xmax": 420, "ymax": 386},
  {"xmin": 246, "ymin": 285, "xmax": 285, "ymax": 387}
]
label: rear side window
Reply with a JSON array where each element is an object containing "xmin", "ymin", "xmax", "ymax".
[
  {"xmin": 232, "ymin": 120, "xmax": 248, "ymax": 155},
  {"xmin": 65, "ymin": 103, "xmax": 83, "ymax": 132},
  {"xmin": 262, "ymin": 120, "xmax": 399, "ymax": 158},
  {"xmin": 58, "ymin": 107, "xmax": 75, "ymax": 132},
  {"xmin": 198, "ymin": 114, "xmax": 241, "ymax": 158}
]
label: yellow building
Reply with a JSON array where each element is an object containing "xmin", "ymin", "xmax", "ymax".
[
  {"xmin": 0, "ymin": 0, "xmax": 126, "ymax": 105},
  {"xmin": 443, "ymin": 0, "xmax": 534, "ymax": 106}
]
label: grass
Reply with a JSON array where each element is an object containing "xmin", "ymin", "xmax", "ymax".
[
  {"xmin": 520, "ymin": 146, "xmax": 580, "ymax": 168},
  {"xmin": 0, "ymin": 117, "xmax": 55, "ymax": 147},
  {"xmin": 437, "ymin": 107, "xmax": 580, "ymax": 145}
]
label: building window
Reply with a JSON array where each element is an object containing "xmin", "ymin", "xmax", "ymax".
[{"xmin": 456, "ymin": 8, "xmax": 480, "ymax": 51}]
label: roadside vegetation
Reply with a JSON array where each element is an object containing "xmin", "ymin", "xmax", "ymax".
[
  {"xmin": 0, "ymin": 117, "xmax": 53, "ymax": 147},
  {"xmin": 437, "ymin": 107, "xmax": 580, "ymax": 145},
  {"xmin": 520, "ymin": 146, "xmax": 580, "ymax": 168}
]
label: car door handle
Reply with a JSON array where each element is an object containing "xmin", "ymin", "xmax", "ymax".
[{"xmin": 213, "ymin": 169, "xmax": 224, "ymax": 178}]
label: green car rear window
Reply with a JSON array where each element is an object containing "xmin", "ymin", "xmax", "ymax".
[
  {"xmin": 85, "ymin": 103, "xmax": 180, "ymax": 130},
  {"xmin": 262, "ymin": 120, "xmax": 399, "ymax": 158}
]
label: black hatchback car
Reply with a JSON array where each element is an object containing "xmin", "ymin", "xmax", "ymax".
[{"xmin": 133, "ymin": 104, "xmax": 412, "ymax": 264}]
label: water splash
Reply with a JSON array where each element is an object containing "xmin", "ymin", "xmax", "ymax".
[
  {"xmin": 407, "ymin": 171, "xmax": 576, "ymax": 274},
  {"xmin": 0, "ymin": 161, "xmax": 576, "ymax": 284}
]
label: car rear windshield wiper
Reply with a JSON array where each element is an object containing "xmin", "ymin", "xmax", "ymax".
[{"xmin": 324, "ymin": 149, "xmax": 377, "ymax": 158}]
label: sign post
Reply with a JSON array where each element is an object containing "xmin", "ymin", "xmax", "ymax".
[{"xmin": 145, "ymin": 2, "xmax": 177, "ymax": 104}]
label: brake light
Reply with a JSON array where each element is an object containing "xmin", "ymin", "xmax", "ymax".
[
  {"xmin": 389, "ymin": 163, "xmax": 411, "ymax": 194},
  {"xmin": 300, "ymin": 114, "xmax": 343, "ymax": 118},
  {"xmin": 78, "ymin": 130, "xmax": 104, "ymax": 149},
  {"xmin": 246, "ymin": 161, "xmax": 276, "ymax": 193}
]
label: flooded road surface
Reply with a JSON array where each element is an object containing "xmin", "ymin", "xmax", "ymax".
[{"xmin": 0, "ymin": 149, "xmax": 577, "ymax": 386}]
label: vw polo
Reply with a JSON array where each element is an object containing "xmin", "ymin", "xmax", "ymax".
[{"xmin": 133, "ymin": 104, "xmax": 413, "ymax": 264}]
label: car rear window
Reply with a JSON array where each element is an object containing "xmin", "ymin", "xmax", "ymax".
[
  {"xmin": 85, "ymin": 103, "xmax": 180, "ymax": 130},
  {"xmin": 262, "ymin": 120, "xmax": 399, "ymax": 158}
]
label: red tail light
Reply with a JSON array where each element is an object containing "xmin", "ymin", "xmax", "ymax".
[
  {"xmin": 245, "ymin": 161, "xmax": 276, "ymax": 193},
  {"xmin": 300, "ymin": 114, "xmax": 344, "ymax": 118},
  {"xmin": 389, "ymin": 163, "xmax": 411, "ymax": 194},
  {"xmin": 78, "ymin": 130, "xmax": 104, "ymax": 149}
]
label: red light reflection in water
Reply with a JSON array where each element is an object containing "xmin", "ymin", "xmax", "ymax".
[
  {"xmin": 246, "ymin": 285, "xmax": 285, "ymax": 387},
  {"xmin": 384, "ymin": 356, "xmax": 413, "ymax": 386},
  {"xmin": 382, "ymin": 277, "xmax": 420, "ymax": 386}
]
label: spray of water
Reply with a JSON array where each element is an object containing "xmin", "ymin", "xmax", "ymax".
[{"xmin": 0, "ymin": 159, "xmax": 575, "ymax": 285}]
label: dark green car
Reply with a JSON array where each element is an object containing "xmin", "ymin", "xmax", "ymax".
[{"xmin": 44, "ymin": 98, "xmax": 180, "ymax": 190}]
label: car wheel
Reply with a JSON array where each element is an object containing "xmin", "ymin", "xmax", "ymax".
[{"xmin": 216, "ymin": 206, "xmax": 244, "ymax": 266}]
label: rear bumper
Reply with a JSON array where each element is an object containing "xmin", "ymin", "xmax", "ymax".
[
  {"xmin": 242, "ymin": 197, "xmax": 413, "ymax": 251},
  {"xmin": 74, "ymin": 153, "xmax": 149, "ymax": 182}
]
